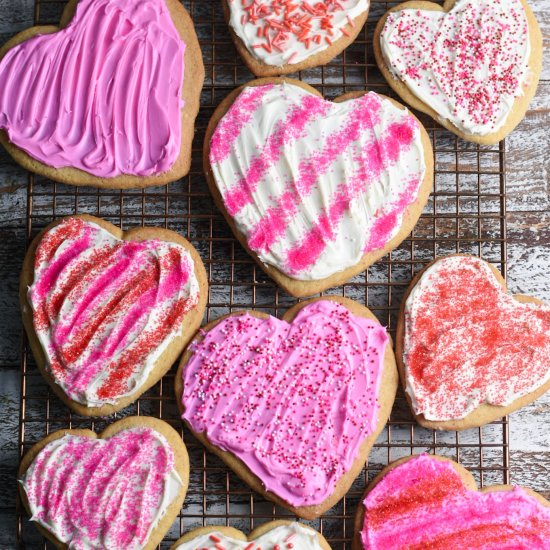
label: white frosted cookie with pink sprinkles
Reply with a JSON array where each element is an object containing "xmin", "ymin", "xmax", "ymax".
[
  {"xmin": 223, "ymin": 0, "xmax": 370, "ymax": 76},
  {"xmin": 395, "ymin": 254, "xmax": 550, "ymax": 431},
  {"xmin": 176, "ymin": 297, "xmax": 398, "ymax": 518},
  {"xmin": 374, "ymin": 0, "xmax": 542, "ymax": 144},
  {"xmin": 18, "ymin": 416, "xmax": 189, "ymax": 550},
  {"xmin": 20, "ymin": 215, "xmax": 208, "ymax": 417},
  {"xmin": 204, "ymin": 78, "xmax": 433, "ymax": 297}
]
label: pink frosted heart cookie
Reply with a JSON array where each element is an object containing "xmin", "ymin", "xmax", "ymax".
[
  {"xmin": 19, "ymin": 417, "xmax": 189, "ymax": 550},
  {"xmin": 176, "ymin": 297, "xmax": 398, "ymax": 518},
  {"xmin": 396, "ymin": 254, "xmax": 550, "ymax": 430},
  {"xmin": 353, "ymin": 454, "xmax": 550, "ymax": 549},
  {"xmin": 223, "ymin": 0, "xmax": 370, "ymax": 76},
  {"xmin": 170, "ymin": 521, "xmax": 331, "ymax": 550},
  {"xmin": 204, "ymin": 78, "xmax": 434, "ymax": 297},
  {"xmin": 0, "ymin": 0, "xmax": 204, "ymax": 188},
  {"xmin": 20, "ymin": 215, "xmax": 207, "ymax": 416},
  {"xmin": 375, "ymin": 0, "xmax": 542, "ymax": 144}
]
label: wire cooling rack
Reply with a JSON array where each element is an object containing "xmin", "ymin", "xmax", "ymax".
[{"xmin": 16, "ymin": 0, "xmax": 510, "ymax": 547}]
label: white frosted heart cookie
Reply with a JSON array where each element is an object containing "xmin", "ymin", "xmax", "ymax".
[
  {"xmin": 171, "ymin": 521, "xmax": 331, "ymax": 550},
  {"xmin": 20, "ymin": 215, "xmax": 207, "ymax": 417},
  {"xmin": 19, "ymin": 416, "xmax": 189, "ymax": 550},
  {"xmin": 204, "ymin": 78, "xmax": 433, "ymax": 297},
  {"xmin": 374, "ymin": 0, "xmax": 542, "ymax": 144},
  {"xmin": 0, "ymin": 0, "xmax": 204, "ymax": 188},
  {"xmin": 176, "ymin": 297, "xmax": 398, "ymax": 518},
  {"xmin": 223, "ymin": 0, "xmax": 370, "ymax": 76},
  {"xmin": 396, "ymin": 254, "xmax": 550, "ymax": 430}
]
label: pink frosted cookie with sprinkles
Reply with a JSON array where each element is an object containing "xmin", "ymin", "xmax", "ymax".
[
  {"xmin": 204, "ymin": 78, "xmax": 434, "ymax": 297},
  {"xmin": 223, "ymin": 0, "xmax": 370, "ymax": 76},
  {"xmin": 175, "ymin": 297, "xmax": 398, "ymax": 518},
  {"xmin": 20, "ymin": 215, "xmax": 207, "ymax": 417},
  {"xmin": 19, "ymin": 416, "xmax": 189, "ymax": 550},
  {"xmin": 353, "ymin": 454, "xmax": 550, "ymax": 549},
  {"xmin": 170, "ymin": 521, "xmax": 331, "ymax": 550},
  {"xmin": 374, "ymin": 0, "xmax": 542, "ymax": 144},
  {"xmin": 0, "ymin": 0, "xmax": 204, "ymax": 188},
  {"xmin": 396, "ymin": 254, "xmax": 550, "ymax": 431}
]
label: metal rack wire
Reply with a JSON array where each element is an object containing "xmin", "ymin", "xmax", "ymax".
[{"xmin": 16, "ymin": 0, "xmax": 510, "ymax": 547}]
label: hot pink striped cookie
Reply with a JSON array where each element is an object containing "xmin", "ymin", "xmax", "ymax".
[
  {"xmin": 353, "ymin": 454, "xmax": 550, "ymax": 549},
  {"xmin": 20, "ymin": 215, "xmax": 208, "ymax": 416},
  {"xmin": 19, "ymin": 416, "xmax": 189, "ymax": 550},
  {"xmin": 204, "ymin": 78, "xmax": 434, "ymax": 297}
]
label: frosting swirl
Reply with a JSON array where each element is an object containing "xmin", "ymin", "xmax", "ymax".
[
  {"xmin": 360, "ymin": 454, "xmax": 550, "ymax": 549},
  {"xmin": 29, "ymin": 217, "xmax": 200, "ymax": 407},
  {"xmin": 182, "ymin": 300, "xmax": 389, "ymax": 507},
  {"xmin": 209, "ymin": 82, "xmax": 426, "ymax": 281},
  {"xmin": 0, "ymin": 0, "xmax": 185, "ymax": 177},
  {"xmin": 20, "ymin": 427, "xmax": 183, "ymax": 550}
]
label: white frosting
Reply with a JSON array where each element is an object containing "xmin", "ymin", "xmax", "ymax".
[
  {"xmin": 403, "ymin": 256, "xmax": 550, "ymax": 420},
  {"xmin": 210, "ymin": 82, "xmax": 426, "ymax": 281},
  {"xmin": 20, "ymin": 428, "xmax": 183, "ymax": 550},
  {"xmin": 228, "ymin": 0, "xmax": 369, "ymax": 67},
  {"xmin": 174, "ymin": 523, "xmax": 323, "ymax": 550},
  {"xmin": 380, "ymin": 0, "xmax": 531, "ymax": 135},
  {"xmin": 28, "ymin": 219, "xmax": 200, "ymax": 407}
]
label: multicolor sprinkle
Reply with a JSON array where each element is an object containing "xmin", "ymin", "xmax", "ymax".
[
  {"xmin": 181, "ymin": 300, "xmax": 389, "ymax": 507},
  {"xmin": 380, "ymin": 0, "xmax": 531, "ymax": 135}
]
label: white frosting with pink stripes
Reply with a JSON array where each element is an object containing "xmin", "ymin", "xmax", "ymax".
[{"xmin": 209, "ymin": 82, "xmax": 427, "ymax": 281}]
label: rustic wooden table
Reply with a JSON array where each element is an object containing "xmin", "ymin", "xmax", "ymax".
[{"xmin": 0, "ymin": 0, "xmax": 548, "ymax": 547}]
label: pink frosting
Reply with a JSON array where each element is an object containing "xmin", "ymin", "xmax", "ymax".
[
  {"xmin": 182, "ymin": 300, "xmax": 389, "ymax": 507},
  {"xmin": 0, "ymin": 0, "xmax": 185, "ymax": 177},
  {"xmin": 361, "ymin": 454, "xmax": 550, "ymax": 549},
  {"xmin": 20, "ymin": 427, "xmax": 181, "ymax": 549},
  {"xmin": 29, "ymin": 217, "xmax": 199, "ymax": 406}
]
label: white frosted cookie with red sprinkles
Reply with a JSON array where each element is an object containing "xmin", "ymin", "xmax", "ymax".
[
  {"xmin": 395, "ymin": 254, "xmax": 550, "ymax": 431},
  {"xmin": 204, "ymin": 78, "xmax": 433, "ymax": 297},
  {"xmin": 223, "ymin": 0, "xmax": 370, "ymax": 76},
  {"xmin": 176, "ymin": 296, "xmax": 398, "ymax": 518},
  {"xmin": 170, "ymin": 521, "xmax": 331, "ymax": 550},
  {"xmin": 374, "ymin": 0, "xmax": 542, "ymax": 144}
]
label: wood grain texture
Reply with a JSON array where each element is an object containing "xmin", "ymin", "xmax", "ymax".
[{"xmin": 0, "ymin": 0, "xmax": 548, "ymax": 546}]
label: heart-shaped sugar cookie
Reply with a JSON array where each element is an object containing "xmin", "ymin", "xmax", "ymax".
[
  {"xmin": 20, "ymin": 215, "xmax": 207, "ymax": 417},
  {"xmin": 176, "ymin": 297, "xmax": 398, "ymax": 518},
  {"xmin": 205, "ymin": 78, "xmax": 433, "ymax": 297},
  {"xmin": 375, "ymin": 0, "xmax": 542, "ymax": 144},
  {"xmin": 171, "ymin": 521, "xmax": 330, "ymax": 550},
  {"xmin": 223, "ymin": 0, "xmax": 370, "ymax": 76},
  {"xmin": 19, "ymin": 416, "xmax": 189, "ymax": 550},
  {"xmin": 0, "ymin": 0, "xmax": 204, "ymax": 188},
  {"xmin": 353, "ymin": 454, "xmax": 550, "ymax": 549},
  {"xmin": 396, "ymin": 254, "xmax": 550, "ymax": 430}
]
